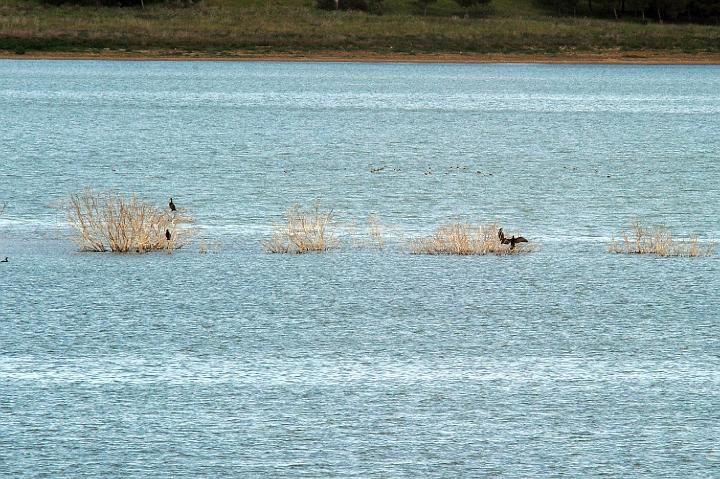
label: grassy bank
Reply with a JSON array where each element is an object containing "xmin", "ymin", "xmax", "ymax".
[{"xmin": 1, "ymin": 0, "xmax": 720, "ymax": 57}]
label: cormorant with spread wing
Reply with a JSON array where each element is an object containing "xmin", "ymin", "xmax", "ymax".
[{"xmin": 498, "ymin": 227, "xmax": 528, "ymax": 249}]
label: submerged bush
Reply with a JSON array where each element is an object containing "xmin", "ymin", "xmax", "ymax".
[
  {"xmin": 410, "ymin": 223, "xmax": 532, "ymax": 255},
  {"xmin": 609, "ymin": 220, "xmax": 715, "ymax": 257},
  {"xmin": 346, "ymin": 213, "xmax": 387, "ymax": 250},
  {"xmin": 65, "ymin": 190, "xmax": 193, "ymax": 253},
  {"xmin": 264, "ymin": 202, "xmax": 338, "ymax": 254},
  {"xmin": 365, "ymin": 213, "xmax": 385, "ymax": 250}
]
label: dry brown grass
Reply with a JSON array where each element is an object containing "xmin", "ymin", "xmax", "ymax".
[
  {"xmin": 348, "ymin": 213, "xmax": 386, "ymax": 250},
  {"xmin": 66, "ymin": 190, "xmax": 193, "ymax": 253},
  {"xmin": 198, "ymin": 239, "xmax": 221, "ymax": 254},
  {"xmin": 410, "ymin": 222, "xmax": 532, "ymax": 255},
  {"xmin": 609, "ymin": 220, "xmax": 715, "ymax": 257},
  {"xmin": 367, "ymin": 213, "xmax": 385, "ymax": 250},
  {"xmin": 263, "ymin": 202, "xmax": 338, "ymax": 254}
]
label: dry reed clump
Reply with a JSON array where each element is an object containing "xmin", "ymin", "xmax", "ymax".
[
  {"xmin": 263, "ymin": 202, "xmax": 338, "ymax": 254},
  {"xmin": 66, "ymin": 190, "xmax": 193, "ymax": 253},
  {"xmin": 348, "ymin": 213, "xmax": 386, "ymax": 250},
  {"xmin": 410, "ymin": 222, "xmax": 532, "ymax": 255},
  {"xmin": 198, "ymin": 239, "xmax": 221, "ymax": 254},
  {"xmin": 367, "ymin": 214, "xmax": 385, "ymax": 250},
  {"xmin": 609, "ymin": 220, "xmax": 715, "ymax": 257}
]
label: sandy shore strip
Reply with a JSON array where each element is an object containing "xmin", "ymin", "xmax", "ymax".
[{"xmin": 2, "ymin": 49, "xmax": 720, "ymax": 64}]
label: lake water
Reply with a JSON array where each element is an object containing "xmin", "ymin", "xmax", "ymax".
[{"xmin": 1, "ymin": 60, "xmax": 719, "ymax": 477}]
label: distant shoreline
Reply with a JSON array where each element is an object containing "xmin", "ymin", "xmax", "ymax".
[{"xmin": 3, "ymin": 50, "xmax": 720, "ymax": 64}]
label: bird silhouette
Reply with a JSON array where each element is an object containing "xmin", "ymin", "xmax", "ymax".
[
  {"xmin": 1, "ymin": 257, "xmax": 7, "ymax": 262},
  {"xmin": 169, "ymin": 198, "xmax": 176, "ymax": 212},
  {"xmin": 165, "ymin": 229, "xmax": 171, "ymax": 241},
  {"xmin": 508, "ymin": 236, "xmax": 528, "ymax": 249},
  {"xmin": 498, "ymin": 228, "xmax": 528, "ymax": 249}
]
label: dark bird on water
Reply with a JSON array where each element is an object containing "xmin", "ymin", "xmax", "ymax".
[
  {"xmin": 169, "ymin": 198, "xmax": 176, "ymax": 212},
  {"xmin": 498, "ymin": 228, "xmax": 528, "ymax": 249},
  {"xmin": 1, "ymin": 257, "xmax": 8, "ymax": 262},
  {"xmin": 165, "ymin": 229, "xmax": 172, "ymax": 241}
]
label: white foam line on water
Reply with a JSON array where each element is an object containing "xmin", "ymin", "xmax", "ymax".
[
  {"xmin": 0, "ymin": 217, "xmax": 67, "ymax": 228},
  {"xmin": 2, "ymin": 356, "xmax": 719, "ymax": 385},
  {"xmin": 3, "ymin": 219, "xmax": 719, "ymax": 247}
]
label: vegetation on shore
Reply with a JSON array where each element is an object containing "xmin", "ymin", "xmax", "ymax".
[{"xmin": 1, "ymin": 0, "xmax": 719, "ymax": 56}]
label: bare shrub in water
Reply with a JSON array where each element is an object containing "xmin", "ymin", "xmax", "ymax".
[
  {"xmin": 66, "ymin": 190, "xmax": 193, "ymax": 253},
  {"xmin": 609, "ymin": 220, "xmax": 715, "ymax": 257},
  {"xmin": 367, "ymin": 213, "xmax": 385, "ymax": 250},
  {"xmin": 198, "ymin": 239, "xmax": 221, "ymax": 254},
  {"xmin": 410, "ymin": 223, "xmax": 532, "ymax": 255},
  {"xmin": 264, "ymin": 202, "xmax": 338, "ymax": 254},
  {"xmin": 349, "ymin": 213, "xmax": 386, "ymax": 250}
]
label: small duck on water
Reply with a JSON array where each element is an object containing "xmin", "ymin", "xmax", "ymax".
[{"xmin": 1, "ymin": 257, "xmax": 8, "ymax": 263}]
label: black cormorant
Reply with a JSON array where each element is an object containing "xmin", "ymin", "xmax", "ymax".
[
  {"xmin": 499, "ymin": 228, "xmax": 528, "ymax": 249},
  {"xmin": 169, "ymin": 198, "xmax": 176, "ymax": 212},
  {"xmin": 508, "ymin": 236, "xmax": 528, "ymax": 249}
]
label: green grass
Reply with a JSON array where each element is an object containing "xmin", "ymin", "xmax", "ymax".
[{"xmin": 1, "ymin": 0, "xmax": 719, "ymax": 55}]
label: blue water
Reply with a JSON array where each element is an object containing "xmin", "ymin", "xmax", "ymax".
[{"xmin": 1, "ymin": 60, "xmax": 719, "ymax": 477}]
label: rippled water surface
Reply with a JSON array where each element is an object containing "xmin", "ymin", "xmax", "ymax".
[{"xmin": 1, "ymin": 60, "xmax": 719, "ymax": 477}]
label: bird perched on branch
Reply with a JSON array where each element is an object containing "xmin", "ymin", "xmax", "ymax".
[
  {"xmin": 498, "ymin": 227, "xmax": 528, "ymax": 250},
  {"xmin": 169, "ymin": 198, "xmax": 176, "ymax": 212}
]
